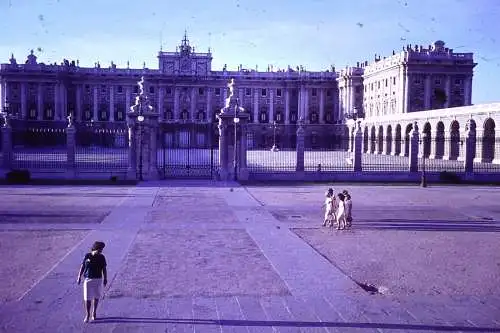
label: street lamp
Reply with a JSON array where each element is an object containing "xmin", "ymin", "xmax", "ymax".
[
  {"xmin": 137, "ymin": 115, "xmax": 145, "ymax": 181},
  {"xmin": 270, "ymin": 120, "xmax": 279, "ymax": 152},
  {"xmin": 420, "ymin": 133, "xmax": 428, "ymax": 188},
  {"xmin": 233, "ymin": 117, "xmax": 240, "ymax": 181}
]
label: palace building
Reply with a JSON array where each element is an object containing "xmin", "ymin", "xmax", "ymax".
[{"xmin": 0, "ymin": 33, "xmax": 476, "ymax": 149}]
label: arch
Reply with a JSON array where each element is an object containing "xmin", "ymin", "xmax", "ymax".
[
  {"xmin": 363, "ymin": 126, "xmax": 369, "ymax": 153},
  {"xmin": 482, "ymin": 118, "xmax": 495, "ymax": 162},
  {"xmin": 422, "ymin": 122, "xmax": 431, "ymax": 158},
  {"xmin": 404, "ymin": 123, "xmax": 413, "ymax": 156},
  {"xmin": 394, "ymin": 124, "xmax": 402, "ymax": 155},
  {"xmin": 435, "ymin": 121, "xmax": 445, "ymax": 159},
  {"xmin": 370, "ymin": 126, "xmax": 376, "ymax": 153},
  {"xmin": 386, "ymin": 125, "xmax": 393, "ymax": 155},
  {"xmin": 377, "ymin": 125, "xmax": 384, "ymax": 153},
  {"xmin": 449, "ymin": 120, "xmax": 460, "ymax": 160}
]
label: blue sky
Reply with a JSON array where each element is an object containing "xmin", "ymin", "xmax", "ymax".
[{"xmin": 1, "ymin": 0, "xmax": 499, "ymax": 104}]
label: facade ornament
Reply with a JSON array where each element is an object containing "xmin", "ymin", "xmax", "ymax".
[{"xmin": 67, "ymin": 113, "xmax": 73, "ymax": 128}]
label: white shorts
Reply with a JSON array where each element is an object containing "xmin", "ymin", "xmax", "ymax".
[{"xmin": 83, "ymin": 278, "xmax": 102, "ymax": 301}]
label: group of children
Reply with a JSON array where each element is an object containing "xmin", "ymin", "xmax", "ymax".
[{"xmin": 322, "ymin": 188, "xmax": 353, "ymax": 230}]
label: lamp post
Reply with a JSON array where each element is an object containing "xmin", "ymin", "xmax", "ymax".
[
  {"xmin": 233, "ymin": 117, "xmax": 240, "ymax": 181},
  {"xmin": 270, "ymin": 120, "xmax": 279, "ymax": 152},
  {"xmin": 137, "ymin": 115, "xmax": 145, "ymax": 181},
  {"xmin": 420, "ymin": 133, "xmax": 427, "ymax": 188}
]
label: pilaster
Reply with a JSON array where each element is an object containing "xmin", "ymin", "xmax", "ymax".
[
  {"xmin": 37, "ymin": 83, "xmax": 44, "ymax": 120},
  {"xmin": 269, "ymin": 88, "xmax": 274, "ymax": 122},
  {"xmin": 20, "ymin": 83, "xmax": 27, "ymax": 120},
  {"xmin": 93, "ymin": 86, "xmax": 98, "ymax": 121},
  {"xmin": 284, "ymin": 88, "xmax": 290, "ymax": 125},
  {"xmin": 109, "ymin": 86, "xmax": 115, "ymax": 122},
  {"xmin": 319, "ymin": 88, "xmax": 325, "ymax": 124}
]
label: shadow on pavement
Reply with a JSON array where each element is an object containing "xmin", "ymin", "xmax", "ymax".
[
  {"xmin": 351, "ymin": 219, "xmax": 500, "ymax": 232},
  {"xmin": 91, "ymin": 317, "xmax": 500, "ymax": 331}
]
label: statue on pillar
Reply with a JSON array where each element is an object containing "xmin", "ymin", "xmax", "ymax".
[{"xmin": 67, "ymin": 113, "xmax": 73, "ymax": 128}]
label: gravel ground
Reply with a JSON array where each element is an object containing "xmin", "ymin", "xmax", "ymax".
[
  {"xmin": 107, "ymin": 229, "xmax": 290, "ymax": 299},
  {"xmin": 0, "ymin": 230, "xmax": 89, "ymax": 305},
  {"xmin": 293, "ymin": 227, "xmax": 500, "ymax": 297}
]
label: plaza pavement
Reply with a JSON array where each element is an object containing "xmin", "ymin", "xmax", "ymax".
[{"xmin": 0, "ymin": 182, "xmax": 499, "ymax": 332}]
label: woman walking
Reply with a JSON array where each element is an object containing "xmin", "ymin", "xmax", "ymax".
[
  {"xmin": 322, "ymin": 188, "xmax": 336, "ymax": 227},
  {"xmin": 336, "ymin": 193, "xmax": 347, "ymax": 230},
  {"xmin": 77, "ymin": 241, "xmax": 108, "ymax": 322}
]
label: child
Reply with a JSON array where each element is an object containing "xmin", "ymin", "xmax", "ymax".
[
  {"xmin": 336, "ymin": 193, "xmax": 346, "ymax": 230},
  {"xmin": 343, "ymin": 191, "xmax": 353, "ymax": 228},
  {"xmin": 77, "ymin": 241, "xmax": 108, "ymax": 323},
  {"xmin": 322, "ymin": 188, "xmax": 336, "ymax": 227}
]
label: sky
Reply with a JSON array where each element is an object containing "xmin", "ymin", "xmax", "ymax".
[{"xmin": 1, "ymin": 0, "xmax": 499, "ymax": 104}]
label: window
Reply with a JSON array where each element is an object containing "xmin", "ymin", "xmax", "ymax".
[
  {"xmin": 85, "ymin": 110, "xmax": 91, "ymax": 120},
  {"xmin": 101, "ymin": 85, "xmax": 106, "ymax": 93},
  {"xmin": 246, "ymin": 88, "xmax": 251, "ymax": 96},
  {"xmin": 355, "ymin": 86, "xmax": 361, "ymax": 93},
  {"xmin": 117, "ymin": 110, "xmax": 124, "ymax": 121},
  {"xmin": 100, "ymin": 110, "xmax": 107, "ymax": 120},
  {"xmin": 29, "ymin": 108, "xmax": 36, "ymax": 119},
  {"xmin": 292, "ymin": 89, "xmax": 297, "ymax": 97},
  {"xmin": 259, "ymin": 111, "xmax": 267, "ymax": 123},
  {"xmin": 261, "ymin": 88, "xmax": 267, "ymax": 97},
  {"xmin": 133, "ymin": 86, "xmax": 139, "ymax": 94},
  {"xmin": 149, "ymin": 86, "xmax": 155, "ymax": 94},
  {"xmin": 276, "ymin": 89, "xmax": 282, "ymax": 97},
  {"xmin": 165, "ymin": 110, "xmax": 173, "ymax": 120},
  {"xmin": 455, "ymin": 79, "xmax": 462, "ymax": 85},
  {"xmin": 117, "ymin": 85, "xmax": 123, "ymax": 93},
  {"xmin": 377, "ymin": 81, "xmax": 380, "ymax": 89},
  {"xmin": 385, "ymin": 79, "xmax": 388, "ymax": 87},
  {"xmin": 326, "ymin": 89, "xmax": 332, "ymax": 97},
  {"xmin": 215, "ymin": 88, "xmax": 221, "ymax": 96},
  {"xmin": 290, "ymin": 113, "xmax": 297, "ymax": 122},
  {"xmin": 181, "ymin": 110, "xmax": 189, "ymax": 120},
  {"xmin": 275, "ymin": 112, "xmax": 282, "ymax": 122},
  {"xmin": 435, "ymin": 79, "xmax": 441, "ymax": 85},
  {"xmin": 312, "ymin": 88, "xmax": 317, "ymax": 97},
  {"xmin": 166, "ymin": 88, "xmax": 172, "ymax": 95},
  {"xmin": 325, "ymin": 113, "xmax": 332, "ymax": 123},
  {"xmin": 46, "ymin": 108, "xmax": 53, "ymax": 118},
  {"xmin": 197, "ymin": 111, "xmax": 205, "ymax": 121},
  {"xmin": 199, "ymin": 87, "xmax": 204, "ymax": 95}
]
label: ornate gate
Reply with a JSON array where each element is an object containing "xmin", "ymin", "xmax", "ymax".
[{"xmin": 158, "ymin": 122, "xmax": 219, "ymax": 179}]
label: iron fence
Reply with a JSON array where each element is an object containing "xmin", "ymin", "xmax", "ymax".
[
  {"xmin": 74, "ymin": 121, "xmax": 128, "ymax": 172},
  {"xmin": 11, "ymin": 120, "xmax": 67, "ymax": 171}
]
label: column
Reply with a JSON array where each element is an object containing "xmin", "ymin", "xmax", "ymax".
[
  {"xmin": 353, "ymin": 122, "xmax": 363, "ymax": 172},
  {"xmin": 174, "ymin": 87, "xmax": 180, "ymax": 120},
  {"xmin": 298, "ymin": 86, "xmax": 303, "ymax": 120},
  {"xmin": 158, "ymin": 86, "xmax": 165, "ymax": 121},
  {"xmin": 61, "ymin": 83, "xmax": 67, "ymax": 120},
  {"xmin": 76, "ymin": 85, "xmax": 82, "ymax": 121},
  {"xmin": 125, "ymin": 86, "xmax": 131, "ymax": 113},
  {"xmin": 464, "ymin": 75, "xmax": 472, "ymax": 105},
  {"xmin": 269, "ymin": 88, "xmax": 274, "ymax": 122},
  {"xmin": 92, "ymin": 86, "xmax": 98, "ymax": 121},
  {"xmin": 444, "ymin": 76, "xmax": 451, "ymax": 108},
  {"xmin": 319, "ymin": 88, "xmax": 325, "ymax": 123},
  {"xmin": 424, "ymin": 74, "xmax": 431, "ymax": 110},
  {"xmin": 206, "ymin": 88, "xmax": 212, "ymax": 122},
  {"xmin": 20, "ymin": 83, "xmax": 27, "ymax": 120},
  {"xmin": 37, "ymin": 83, "xmax": 44, "ymax": 120},
  {"xmin": 109, "ymin": 86, "xmax": 115, "ymax": 122},
  {"xmin": 304, "ymin": 87, "xmax": 309, "ymax": 122},
  {"xmin": 284, "ymin": 88, "xmax": 290, "ymax": 125},
  {"xmin": 403, "ymin": 71, "xmax": 410, "ymax": 113},
  {"xmin": 190, "ymin": 87, "xmax": 196, "ymax": 121},
  {"xmin": 253, "ymin": 89, "xmax": 259, "ymax": 123},
  {"xmin": 54, "ymin": 83, "xmax": 61, "ymax": 120}
]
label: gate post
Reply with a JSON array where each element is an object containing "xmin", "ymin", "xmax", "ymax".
[
  {"xmin": 295, "ymin": 118, "xmax": 305, "ymax": 174},
  {"xmin": 409, "ymin": 121, "xmax": 420, "ymax": 173},
  {"xmin": 464, "ymin": 119, "xmax": 476, "ymax": 176},
  {"xmin": 127, "ymin": 76, "xmax": 160, "ymax": 181},
  {"xmin": 217, "ymin": 78, "xmax": 249, "ymax": 182},
  {"xmin": 1, "ymin": 115, "xmax": 13, "ymax": 172},
  {"xmin": 65, "ymin": 114, "xmax": 76, "ymax": 179},
  {"xmin": 353, "ymin": 121, "xmax": 363, "ymax": 172}
]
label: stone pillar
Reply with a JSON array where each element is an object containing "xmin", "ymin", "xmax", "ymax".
[
  {"xmin": 353, "ymin": 121, "xmax": 363, "ymax": 172},
  {"xmin": 464, "ymin": 75, "xmax": 472, "ymax": 105},
  {"xmin": 285, "ymin": 88, "xmax": 290, "ymax": 125},
  {"xmin": 2, "ymin": 121, "xmax": 12, "ymax": 170},
  {"xmin": 319, "ymin": 88, "xmax": 325, "ymax": 124},
  {"xmin": 238, "ymin": 119, "xmax": 249, "ymax": 181},
  {"xmin": 76, "ymin": 85, "xmax": 82, "ymax": 121},
  {"xmin": 409, "ymin": 121, "xmax": 419, "ymax": 172},
  {"xmin": 127, "ymin": 112, "xmax": 159, "ymax": 180},
  {"xmin": 125, "ymin": 86, "xmax": 131, "ymax": 116},
  {"xmin": 61, "ymin": 83, "xmax": 67, "ymax": 120},
  {"xmin": 174, "ymin": 87, "xmax": 180, "ymax": 120},
  {"xmin": 269, "ymin": 88, "xmax": 274, "ymax": 122},
  {"xmin": 218, "ymin": 122, "xmax": 228, "ymax": 180},
  {"xmin": 109, "ymin": 86, "xmax": 115, "ymax": 122},
  {"xmin": 424, "ymin": 74, "xmax": 431, "ymax": 110},
  {"xmin": 37, "ymin": 83, "xmax": 44, "ymax": 120},
  {"xmin": 93, "ymin": 86, "xmax": 98, "ymax": 121},
  {"xmin": 295, "ymin": 119, "xmax": 305, "ymax": 172},
  {"xmin": 66, "ymin": 124, "xmax": 76, "ymax": 178},
  {"xmin": 444, "ymin": 76, "xmax": 451, "ymax": 108},
  {"xmin": 443, "ymin": 133, "xmax": 452, "ymax": 160},
  {"xmin": 190, "ymin": 87, "xmax": 196, "ymax": 121},
  {"xmin": 158, "ymin": 86, "xmax": 165, "ymax": 121},
  {"xmin": 253, "ymin": 89, "xmax": 259, "ymax": 123},
  {"xmin": 464, "ymin": 122, "xmax": 476, "ymax": 174},
  {"xmin": 20, "ymin": 83, "xmax": 27, "ymax": 120},
  {"xmin": 206, "ymin": 88, "xmax": 212, "ymax": 122},
  {"xmin": 54, "ymin": 82, "xmax": 60, "ymax": 120}
]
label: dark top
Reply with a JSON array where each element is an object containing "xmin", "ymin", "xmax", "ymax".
[{"xmin": 82, "ymin": 252, "xmax": 107, "ymax": 279}]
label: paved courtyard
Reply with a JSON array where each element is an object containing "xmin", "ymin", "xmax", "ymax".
[{"xmin": 0, "ymin": 182, "xmax": 499, "ymax": 332}]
